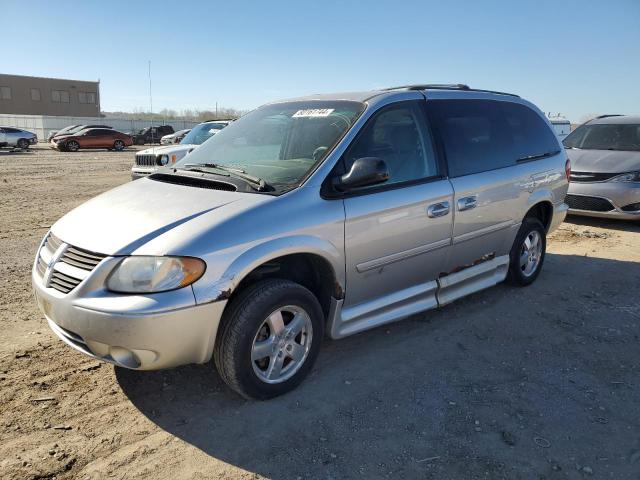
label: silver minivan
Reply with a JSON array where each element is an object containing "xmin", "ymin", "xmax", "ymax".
[{"xmin": 32, "ymin": 84, "xmax": 569, "ymax": 399}]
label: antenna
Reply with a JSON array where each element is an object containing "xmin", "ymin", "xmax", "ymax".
[{"xmin": 148, "ymin": 60, "xmax": 153, "ymax": 128}]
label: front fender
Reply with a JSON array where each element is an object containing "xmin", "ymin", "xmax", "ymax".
[{"xmin": 191, "ymin": 235, "xmax": 345, "ymax": 304}]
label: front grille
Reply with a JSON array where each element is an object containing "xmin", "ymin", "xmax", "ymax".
[
  {"xmin": 565, "ymin": 194, "xmax": 615, "ymax": 212},
  {"xmin": 36, "ymin": 233, "xmax": 107, "ymax": 294},
  {"xmin": 570, "ymin": 171, "xmax": 618, "ymax": 183},
  {"xmin": 135, "ymin": 154, "xmax": 157, "ymax": 166}
]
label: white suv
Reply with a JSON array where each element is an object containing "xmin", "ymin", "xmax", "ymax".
[{"xmin": 131, "ymin": 120, "xmax": 232, "ymax": 179}]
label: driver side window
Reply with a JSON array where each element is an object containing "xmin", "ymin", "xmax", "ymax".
[{"xmin": 344, "ymin": 102, "xmax": 437, "ymax": 187}]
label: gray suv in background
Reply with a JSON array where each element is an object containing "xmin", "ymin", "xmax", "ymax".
[
  {"xmin": 33, "ymin": 84, "xmax": 569, "ymax": 399},
  {"xmin": 564, "ymin": 115, "xmax": 640, "ymax": 220}
]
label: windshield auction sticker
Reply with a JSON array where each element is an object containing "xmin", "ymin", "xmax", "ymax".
[{"xmin": 292, "ymin": 109, "xmax": 335, "ymax": 118}]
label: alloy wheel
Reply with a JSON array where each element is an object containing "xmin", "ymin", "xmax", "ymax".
[
  {"xmin": 251, "ymin": 305, "xmax": 313, "ymax": 384},
  {"xmin": 520, "ymin": 230, "xmax": 542, "ymax": 277}
]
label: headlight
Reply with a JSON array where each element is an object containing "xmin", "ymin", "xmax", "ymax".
[
  {"xmin": 158, "ymin": 155, "xmax": 169, "ymax": 166},
  {"xmin": 106, "ymin": 256, "xmax": 206, "ymax": 293},
  {"xmin": 610, "ymin": 171, "xmax": 640, "ymax": 183}
]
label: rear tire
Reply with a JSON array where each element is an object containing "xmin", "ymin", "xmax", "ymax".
[
  {"xmin": 17, "ymin": 138, "xmax": 29, "ymax": 150},
  {"xmin": 214, "ymin": 279, "xmax": 324, "ymax": 400},
  {"xmin": 506, "ymin": 217, "xmax": 546, "ymax": 286}
]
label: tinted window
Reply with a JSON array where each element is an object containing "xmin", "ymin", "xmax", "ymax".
[
  {"xmin": 428, "ymin": 100, "xmax": 515, "ymax": 177},
  {"xmin": 344, "ymin": 102, "xmax": 438, "ymax": 187},
  {"xmin": 429, "ymin": 100, "xmax": 560, "ymax": 177},
  {"xmin": 501, "ymin": 103, "xmax": 560, "ymax": 159}
]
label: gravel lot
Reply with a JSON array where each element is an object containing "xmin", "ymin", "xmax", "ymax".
[{"xmin": 1, "ymin": 145, "xmax": 639, "ymax": 480}]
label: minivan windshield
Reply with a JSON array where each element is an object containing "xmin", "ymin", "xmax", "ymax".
[
  {"xmin": 174, "ymin": 101, "xmax": 365, "ymax": 187},
  {"xmin": 180, "ymin": 122, "xmax": 226, "ymax": 145},
  {"xmin": 563, "ymin": 123, "xmax": 640, "ymax": 151}
]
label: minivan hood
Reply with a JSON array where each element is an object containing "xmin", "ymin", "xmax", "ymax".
[
  {"xmin": 567, "ymin": 148, "xmax": 640, "ymax": 173},
  {"xmin": 51, "ymin": 177, "xmax": 262, "ymax": 255}
]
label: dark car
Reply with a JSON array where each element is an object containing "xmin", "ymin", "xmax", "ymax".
[
  {"xmin": 131, "ymin": 125, "xmax": 175, "ymax": 145},
  {"xmin": 50, "ymin": 124, "xmax": 112, "ymax": 142},
  {"xmin": 50, "ymin": 128, "xmax": 133, "ymax": 152}
]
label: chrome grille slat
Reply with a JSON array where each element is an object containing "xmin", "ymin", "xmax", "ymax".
[
  {"xmin": 65, "ymin": 246, "xmax": 105, "ymax": 261},
  {"xmin": 50, "ymin": 276, "xmax": 79, "ymax": 290},
  {"xmin": 569, "ymin": 171, "xmax": 619, "ymax": 183},
  {"xmin": 52, "ymin": 270, "xmax": 82, "ymax": 284},
  {"xmin": 36, "ymin": 258, "xmax": 47, "ymax": 276}
]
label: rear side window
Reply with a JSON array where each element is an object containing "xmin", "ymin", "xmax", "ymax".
[
  {"xmin": 501, "ymin": 102, "xmax": 559, "ymax": 160},
  {"xmin": 428, "ymin": 100, "xmax": 559, "ymax": 177},
  {"xmin": 428, "ymin": 100, "xmax": 514, "ymax": 177}
]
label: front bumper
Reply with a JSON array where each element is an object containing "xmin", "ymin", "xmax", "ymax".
[
  {"xmin": 567, "ymin": 181, "xmax": 640, "ymax": 220},
  {"xmin": 131, "ymin": 166, "xmax": 156, "ymax": 180},
  {"xmin": 32, "ymin": 249, "xmax": 227, "ymax": 370}
]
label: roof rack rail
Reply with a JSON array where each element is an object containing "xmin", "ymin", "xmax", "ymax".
[
  {"xmin": 595, "ymin": 114, "xmax": 623, "ymax": 119},
  {"xmin": 384, "ymin": 84, "xmax": 470, "ymax": 91},
  {"xmin": 383, "ymin": 84, "xmax": 520, "ymax": 98}
]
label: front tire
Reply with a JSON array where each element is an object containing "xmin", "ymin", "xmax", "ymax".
[
  {"xmin": 17, "ymin": 138, "xmax": 29, "ymax": 149},
  {"xmin": 506, "ymin": 217, "xmax": 546, "ymax": 286},
  {"xmin": 66, "ymin": 140, "xmax": 80, "ymax": 152},
  {"xmin": 214, "ymin": 279, "xmax": 324, "ymax": 399},
  {"xmin": 113, "ymin": 140, "xmax": 125, "ymax": 151}
]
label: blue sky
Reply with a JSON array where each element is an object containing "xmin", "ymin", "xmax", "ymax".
[{"xmin": 4, "ymin": 0, "xmax": 639, "ymax": 121}]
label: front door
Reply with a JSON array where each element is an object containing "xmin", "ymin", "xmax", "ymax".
[{"xmin": 338, "ymin": 101, "xmax": 453, "ymax": 337}]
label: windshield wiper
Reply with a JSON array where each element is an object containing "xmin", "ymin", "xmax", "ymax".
[
  {"xmin": 181, "ymin": 163, "xmax": 269, "ymax": 191},
  {"xmin": 516, "ymin": 150, "xmax": 560, "ymax": 162}
]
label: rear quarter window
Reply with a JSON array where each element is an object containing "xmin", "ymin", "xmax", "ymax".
[
  {"xmin": 428, "ymin": 99, "xmax": 559, "ymax": 177},
  {"xmin": 501, "ymin": 102, "xmax": 560, "ymax": 160}
]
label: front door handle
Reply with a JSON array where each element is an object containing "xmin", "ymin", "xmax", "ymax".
[
  {"xmin": 427, "ymin": 201, "xmax": 450, "ymax": 218},
  {"xmin": 457, "ymin": 195, "xmax": 477, "ymax": 211}
]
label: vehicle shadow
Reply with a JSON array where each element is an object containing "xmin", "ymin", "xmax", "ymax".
[
  {"xmin": 565, "ymin": 213, "xmax": 640, "ymax": 233},
  {"xmin": 0, "ymin": 149, "xmax": 35, "ymax": 155},
  {"xmin": 117, "ymin": 253, "xmax": 640, "ymax": 479}
]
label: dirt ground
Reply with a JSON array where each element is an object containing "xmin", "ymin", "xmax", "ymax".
[{"xmin": 1, "ymin": 145, "xmax": 639, "ymax": 480}]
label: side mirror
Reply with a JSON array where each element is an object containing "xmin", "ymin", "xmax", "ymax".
[{"xmin": 333, "ymin": 157, "xmax": 389, "ymax": 191}]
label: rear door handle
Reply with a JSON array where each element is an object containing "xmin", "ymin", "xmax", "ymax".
[
  {"xmin": 457, "ymin": 195, "xmax": 477, "ymax": 211},
  {"xmin": 427, "ymin": 201, "xmax": 450, "ymax": 218}
]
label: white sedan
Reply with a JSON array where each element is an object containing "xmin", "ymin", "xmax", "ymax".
[{"xmin": 0, "ymin": 127, "xmax": 38, "ymax": 149}]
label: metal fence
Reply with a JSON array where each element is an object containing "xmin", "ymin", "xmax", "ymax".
[{"xmin": 0, "ymin": 114, "xmax": 200, "ymax": 141}]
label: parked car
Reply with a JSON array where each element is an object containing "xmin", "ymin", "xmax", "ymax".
[
  {"xmin": 50, "ymin": 128, "xmax": 133, "ymax": 152},
  {"xmin": 131, "ymin": 120, "xmax": 231, "ymax": 179},
  {"xmin": 564, "ymin": 115, "xmax": 640, "ymax": 220},
  {"xmin": 49, "ymin": 124, "xmax": 112, "ymax": 142},
  {"xmin": 32, "ymin": 84, "xmax": 568, "ymax": 399},
  {"xmin": 131, "ymin": 125, "xmax": 175, "ymax": 145},
  {"xmin": 47, "ymin": 125, "xmax": 82, "ymax": 142},
  {"xmin": 160, "ymin": 128, "xmax": 191, "ymax": 145},
  {"xmin": 0, "ymin": 127, "xmax": 38, "ymax": 149}
]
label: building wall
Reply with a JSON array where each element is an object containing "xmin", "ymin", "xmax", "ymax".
[
  {"xmin": 0, "ymin": 74, "xmax": 100, "ymax": 117},
  {"xmin": 0, "ymin": 114, "xmax": 199, "ymax": 141}
]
